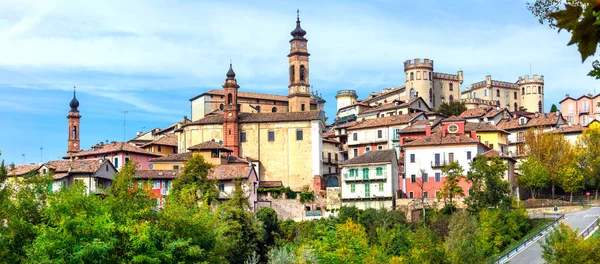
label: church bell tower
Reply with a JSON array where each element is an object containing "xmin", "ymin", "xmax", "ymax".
[
  {"xmin": 223, "ymin": 63, "xmax": 240, "ymax": 156},
  {"xmin": 67, "ymin": 87, "xmax": 81, "ymax": 156},
  {"xmin": 288, "ymin": 10, "xmax": 311, "ymax": 112}
]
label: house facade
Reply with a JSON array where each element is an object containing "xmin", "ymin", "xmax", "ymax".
[
  {"xmin": 560, "ymin": 93, "xmax": 600, "ymax": 126},
  {"xmin": 42, "ymin": 159, "xmax": 117, "ymax": 194},
  {"xmin": 134, "ymin": 170, "xmax": 177, "ymax": 208}
]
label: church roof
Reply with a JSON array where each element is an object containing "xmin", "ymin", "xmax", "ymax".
[
  {"xmin": 290, "ymin": 10, "xmax": 307, "ymax": 40},
  {"xmin": 188, "ymin": 141, "xmax": 233, "ymax": 151},
  {"xmin": 186, "ymin": 110, "xmax": 324, "ymax": 126},
  {"xmin": 190, "ymin": 89, "xmax": 289, "ymax": 102}
]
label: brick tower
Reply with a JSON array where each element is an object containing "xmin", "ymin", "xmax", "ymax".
[
  {"xmin": 288, "ymin": 10, "xmax": 311, "ymax": 112},
  {"xmin": 222, "ymin": 63, "xmax": 240, "ymax": 156},
  {"xmin": 67, "ymin": 87, "xmax": 81, "ymax": 156}
]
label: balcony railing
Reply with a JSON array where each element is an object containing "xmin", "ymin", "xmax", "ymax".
[
  {"xmin": 431, "ymin": 161, "xmax": 449, "ymax": 168},
  {"xmin": 344, "ymin": 175, "xmax": 387, "ymax": 182}
]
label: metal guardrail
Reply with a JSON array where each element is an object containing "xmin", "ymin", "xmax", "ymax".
[
  {"xmin": 578, "ymin": 217, "xmax": 600, "ymax": 239},
  {"xmin": 494, "ymin": 214, "xmax": 565, "ymax": 264}
]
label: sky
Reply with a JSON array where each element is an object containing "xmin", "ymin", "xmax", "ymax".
[{"xmin": 0, "ymin": 0, "xmax": 598, "ymax": 165}]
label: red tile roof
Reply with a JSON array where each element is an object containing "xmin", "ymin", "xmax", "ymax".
[
  {"xmin": 478, "ymin": 150, "xmax": 516, "ymax": 161},
  {"xmin": 188, "ymin": 141, "xmax": 234, "ymax": 151},
  {"xmin": 141, "ymin": 134, "xmax": 178, "ymax": 147},
  {"xmin": 459, "ymin": 108, "xmax": 489, "ymax": 118},
  {"xmin": 46, "ymin": 160, "xmax": 111, "ymax": 179},
  {"xmin": 7, "ymin": 164, "xmax": 41, "ymax": 177},
  {"xmin": 464, "ymin": 122, "xmax": 508, "ymax": 133},
  {"xmin": 323, "ymin": 137, "xmax": 340, "ymax": 144},
  {"xmin": 496, "ymin": 113, "xmax": 562, "ymax": 130},
  {"xmin": 149, "ymin": 152, "xmax": 192, "ymax": 162},
  {"xmin": 550, "ymin": 125, "xmax": 585, "ymax": 134},
  {"xmin": 348, "ymin": 113, "xmax": 423, "ymax": 130},
  {"xmin": 341, "ymin": 149, "xmax": 397, "ymax": 165},
  {"xmin": 66, "ymin": 142, "xmax": 163, "ymax": 158},
  {"xmin": 207, "ymin": 163, "xmax": 253, "ymax": 180},
  {"xmin": 134, "ymin": 169, "xmax": 179, "ymax": 179},
  {"xmin": 191, "ymin": 89, "xmax": 289, "ymax": 102},
  {"xmin": 259, "ymin": 181, "xmax": 283, "ymax": 188},
  {"xmin": 403, "ymin": 133, "xmax": 481, "ymax": 147},
  {"xmin": 361, "ymin": 98, "xmax": 422, "ymax": 114},
  {"xmin": 442, "ymin": 116, "xmax": 465, "ymax": 122},
  {"xmin": 399, "ymin": 119, "xmax": 442, "ymax": 133},
  {"xmin": 188, "ymin": 110, "xmax": 324, "ymax": 125}
]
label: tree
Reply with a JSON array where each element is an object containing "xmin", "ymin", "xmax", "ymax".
[
  {"xmin": 313, "ymin": 220, "xmax": 370, "ymax": 263},
  {"xmin": 465, "ymin": 156, "xmax": 510, "ymax": 212},
  {"xmin": 257, "ymin": 207, "xmax": 279, "ymax": 261},
  {"xmin": 445, "ymin": 212, "xmax": 487, "ymax": 263},
  {"xmin": 436, "ymin": 101, "xmax": 467, "ymax": 116},
  {"xmin": 413, "ymin": 168, "xmax": 432, "ymax": 219},
  {"xmin": 518, "ymin": 156, "xmax": 550, "ymax": 199},
  {"xmin": 525, "ymin": 128, "xmax": 576, "ymax": 199},
  {"xmin": 171, "ymin": 154, "xmax": 217, "ymax": 205},
  {"xmin": 576, "ymin": 125, "xmax": 600, "ymax": 200},
  {"xmin": 541, "ymin": 223, "xmax": 600, "ymax": 263},
  {"xmin": 559, "ymin": 164, "xmax": 585, "ymax": 202},
  {"xmin": 527, "ymin": 1, "xmax": 600, "ymax": 78},
  {"xmin": 550, "ymin": 104, "xmax": 558, "ymax": 112},
  {"xmin": 440, "ymin": 161, "xmax": 465, "ymax": 207}
]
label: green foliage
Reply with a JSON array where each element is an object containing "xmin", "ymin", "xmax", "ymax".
[
  {"xmin": 576, "ymin": 125, "xmax": 600, "ymax": 199},
  {"xmin": 477, "ymin": 208, "xmax": 531, "ymax": 255},
  {"xmin": 465, "ymin": 157, "xmax": 510, "ymax": 212},
  {"xmin": 436, "ymin": 101, "xmax": 467, "ymax": 117},
  {"xmin": 172, "ymin": 154, "xmax": 218, "ymax": 205},
  {"xmin": 299, "ymin": 191, "xmax": 314, "ymax": 203},
  {"xmin": 312, "ymin": 220, "xmax": 370, "ymax": 264},
  {"xmin": 541, "ymin": 222, "xmax": 600, "ymax": 263},
  {"xmin": 558, "ymin": 163, "xmax": 585, "ymax": 202},
  {"xmin": 257, "ymin": 186, "xmax": 296, "ymax": 199},
  {"xmin": 519, "ymin": 155, "xmax": 550, "ymax": 198},
  {"xmin": 440, "ymin": 161, "xmax": 465, "ymax": 207},
  {"xmin": 445, "ymin": 212, "xmax": 487, "ymax": 263},
  {"xmin": 257, "ymin": 207, "xmax": 279, "ymax": 261},
  {"xmin": 550, "ymin": 104, "xmax": 559, "ymax": 112}
]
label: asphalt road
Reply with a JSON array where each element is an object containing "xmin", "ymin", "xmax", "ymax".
[{"xmin": 505, "ymin": 207, "xmax": 600, "ymax": 264}]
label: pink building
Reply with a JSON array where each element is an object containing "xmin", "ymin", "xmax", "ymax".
[
  {"xmin": 65, "ymin": 141, "xmax": 163, "ymax": 170},
  {"xmin": 560, "ymin": 93, "xmax": 600, "ymax": 126}
]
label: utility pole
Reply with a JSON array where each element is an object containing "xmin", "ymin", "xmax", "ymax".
[{"xmin": 120, "ymin": 111, "xmax": 128, "ymax": 142}]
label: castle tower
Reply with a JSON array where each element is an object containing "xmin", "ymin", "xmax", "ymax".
[
  {"xmin": 404, "ymin": 58, "xmax": 434, "ymax": 107},
  {"xmin": 288, "ymin": 10, "xmax": 311, "ymax": 112},
  {"xmin": 335, "ymin": 90, "xmax": 358, "ymax": 112},
  {"xmin": 67, "ymin": 87, "xmax": 81, "ymax": 156},
  {"xmin": 223, "ymin": 63, "xmax": 240, "ymax": 156},
  {"xmin": 518, "ymin": 75, "xmax": 544, "ymax": 113}
]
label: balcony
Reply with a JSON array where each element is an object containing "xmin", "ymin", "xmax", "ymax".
[
  {"xmin": 579, "ymin": 108, "xmax": 590, "ymax": 114},
  {"xmin": 431, "ymin": 161, "xmax": 450, "ymax": 168},
  {"xmin": 344, "ymin": 175, "xmax": 387, "ymax": 182},
  {"xmin": 392, "ymin": 134, "xmax": 401, "ymax": 141}
]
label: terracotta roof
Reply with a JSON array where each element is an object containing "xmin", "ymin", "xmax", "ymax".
[
  {"xmin": 66, "ymin": 142, "xmax": 163, "ymax": 158},
  {"xmin": 188, "ymin": 141, "xmax": 234, "ymax": 151},
  {"xmin": 459, "ymin": 108, "xmax": 489, "ymax": 118},
  {"xmin": 322, "ymin": 131, "xmax": 335, "ymax": 138},
  {"xmin": 484, "ymin": 108, "xmax": 508, "ymax": 118},
  {"xmin": 134, "ymin": 169, "xmax": 179, "ymax": 179},
  {"xmin": 362, "ymin": 98, "xmax": 420, "ymax": 114},
  {"xmin": 341, "ymin": 149, "xmax": 397, "ymax": 165},
  {"xmin": 334, "ymin": 121, "xmax": 359, "ymax": 129},
  {"xmin": 348, "ymin": 113, "xmax": 423, "ymax": 130},
  {"xmin": 338, "ymin": 102, "xmax": 372, "ymax": 112},
  {"xmin": 361, "ymin": 86, "xmax": 406, "ymax": 103},
  {"xmin": 399, "ymin": 119, "xmax": 442, "ymax": 133},
  {"xmin": 425, "ymin": 111, "xmax": 448, "ymax": 118},
  {"xmin": 402, "ymin": 133, "xmax": 482, "ymax": 147},
  {"xmin": 222, "ymin": 155, "xmax": 251, "ymax": 164},
  {"xmin": 187, "ymin": 110, "xmax": 324, "ymax": 126},
  {"xmin": 141, "ymin": 134, "xmax": 178, "ymax": 147},
  {"xmin": 207, "ymin": 163, "xmax": 253, "ymax": 180},
  {"xmin": 464, "ymin": 122, "xmax": 508, "ymax": 133},
  {"xmin": 478, "ymin": 150, "xmax": 516, "ymax": 161},
  {"xmin": 149, "ymin": 152, "xmax": 192, "ymax": 162},
  {"xmin": 323, "ymin": 137, "xmax": 340, "ymax": 144},
  {"xmin": 46, "ymin": 160, "xmax": 112, "ymax": 179},
  {"xmin": 190, "ymin": 89, "xmax": 289, "ymax": 102},
  {"xmin": 550, "ymin": 125, "xmax": 585, "ymax": 134},
  {"xmin": 259, "ymin": 181, "xmax": 283, "ymax": 188},
  {"xmin": 442, "ymin": 116, "xmax": 465, "ymax": 122},
  {"xmin": 496, "ymin": 113, "xmax": 562, "ymax": 130},
  {"xmin": 7, "ymin": 164, "xmax": 41, "ymax": 177}
]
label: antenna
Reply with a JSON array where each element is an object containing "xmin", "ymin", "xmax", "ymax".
[
  {"xmin": 21, "ymin": 153, "xmax": 25, "ymax": 164},
  {"xmin": 120, "ymin": 111, "xmax": 129, "ymax": 141},
  {"xmin": 40, "ymin": 147, "xmax": 43, "ymax": 163}
]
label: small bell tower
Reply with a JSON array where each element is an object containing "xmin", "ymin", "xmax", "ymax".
[
  {"xmin": 222, "ymin": 63, "xmax": 240, "ymax": 156},
  {"xmin": 67, "ymin": 87, "xmax": 81, "ymax": 156},
  {"xmin": 288, "ymin": 10, "xmax": 311, "ymax": 112}
]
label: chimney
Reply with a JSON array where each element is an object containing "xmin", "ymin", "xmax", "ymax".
[
  {"xmin": 442, "ymin": 127, "xmax": 446, "ymax": 137},
  {"xmin": 158, "ymin": 170, "xmax": 163, "ymax": 176},
  {"xmin": 470, "ymin": 131, "xmax": 478, "ymax": 141},
  {"xmin": 566, "ymin": 94, "xmax": 569, "ymax": 98},
  {"xmin": 455, "ymin": 136, "xmax": 460, "ymax": 142},
  {"xmin": 425, "ymin": 125, "xmax": 431, "ymax": 136}
]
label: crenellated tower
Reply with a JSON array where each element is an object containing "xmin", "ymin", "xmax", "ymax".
[
  {"xmin": 404, "ymin": 58, "xmax": 434, "ymax": 105},
  {"xmin": 67, "ymin": 87, "xmax": 81, "ymax": 156},
  {"xmin": 288, "ymin": 10, "xmax": 311, "ymax": 112},
  {"xmin": 518, "ymin": 75, "xmax": 544, "ymax": 113},
  {"xmin": 222, "ymin": 63, "xmax": 240, "ymax": 156}
]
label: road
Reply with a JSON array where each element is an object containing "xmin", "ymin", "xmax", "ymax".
[{"xmin": 506, "ymin": 207, "xmax": 600, "ymax": 264}]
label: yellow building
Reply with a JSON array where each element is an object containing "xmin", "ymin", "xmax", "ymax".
[
  {"xmin": 6, "ymin": 164, "xmax": 41, "ymax": 184},
  {"xmin": 461, "ymin": 74, "xmax": 544, "ymax": 113},
  {"xmin": 148, "ymin": 152, "xmax": 192, "ymax": 170},
  {"xmin": 465, "ymin": 122, "xmax": 509, "ymax": 153},
  {"xmin": 142, "ymin": 134, "xmax": 178, "ymax": 155}
]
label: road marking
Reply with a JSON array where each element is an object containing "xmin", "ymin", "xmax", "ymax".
[
  {"xmin": 502, "ymin": 219, "xmax": 565, "ymax": 264},
  {"xmin": 583, "ymin": 214, "xmax": 600, "ymax": 218}
]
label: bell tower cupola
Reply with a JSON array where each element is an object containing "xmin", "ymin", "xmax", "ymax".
[
  {"xmin": 222, "ymin": 63, "xmax": 240, "ymax": 156},
  {"xmin": 288, "ymin": 10, "xmax": 311, "ymax": 112},
  {"xmin": 67, "ymin": 87, "xmax": 81, "ymax": 156}
]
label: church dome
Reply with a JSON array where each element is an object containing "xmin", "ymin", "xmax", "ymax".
[
  {"xmin": 226, "ymin": 63, "xmax": 236, "ymax": 79},
  {"xmin": 290, "ymin": 11, "xmax": 307, "ymax": 39},
  {"xmin": 70, "ymin": 89, "xmax": 79, "ymax": 111}
]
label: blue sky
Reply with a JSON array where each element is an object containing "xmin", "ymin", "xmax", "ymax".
[{"xmin": 1, "ymin": 0, "xmax": 598, "ymax": 165}]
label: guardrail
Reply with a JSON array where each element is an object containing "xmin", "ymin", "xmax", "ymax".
[
  {"xmin": 494, "ymin": 214, "xmax": 565, "ymax": 264},
  {"xmin": 578, "ymin": 217, "xmax": 599, "ymax": 239}
]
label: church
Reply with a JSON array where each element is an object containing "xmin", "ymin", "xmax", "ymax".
[{"xmin": 176, "ymin": 12, "xmax": 328, "ymax": 191}]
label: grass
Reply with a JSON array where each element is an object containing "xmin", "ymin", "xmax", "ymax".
[{"xmin": 491, "ymin": 218, "xmax": 555, "ymax": 260}]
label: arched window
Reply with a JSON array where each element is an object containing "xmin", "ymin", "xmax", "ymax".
[
  {"xmin": 538, "ymin": 86, "xmax": 542, "ymax": 94},
  {"xmin": 227, "ymin": 93, "xmax": 232, "ymax": 105},
  {"xmin": 538, "ymin": 101, "xmax": 542, "ymax": 113},
  {"xmin": 428, "ymin": 88, "xmax": 433, "ymax": 103},
  {"xmin": 514, "ymin": 92, "xmax": 517, "ymax": 99},
  {"xmin": 219, "ymin": 104, "xmax": 224, "ymax": 110},
  {"xmin": 410, "ymin": 72, "xmax": 414, "ymax": 80},
  {"xmin": 496, "ymin": 89, "xmax": 500, "ymax": 97},
  {"xmin": 271, "ymin": 107, "xmax": 277, "ymax": 113},
  {"xmin": 449, "ymin": 83, "xmax": 453, "ymax": 91},
  {"xmin": 514, "ymin": 103, "xmax": 518, "ymax": 112},
  {"xmin": 289, "ymin": 66, "xmax": 295, "ymax": 82},
  {"xmin": 301, "ymin": 104, "xmax": 305, "ymax": 111},
  {"xmin": 72, "ymin": 126, "xmax": 77, "ymax": 140},
  {"xmin": 429, "ymin": 72, "xmax": 432, "ymax": 80},
  {"xmin": 449, "ymin": 95, "xmax": 454, "ymax": 103},
  {"xmin": 521, "ymin": 87, "xmax": 525, "ymax": 95},
  {"xmin": 410, "ymin": 88, "xmax": 415, "ymax": 98},
  {"xmin": 256, "ymin": 105, "xmax": 261, "ymax": 112},
  {"xmin": 299, "ymin": 65, "xmax": 306, "ymax": 82}
]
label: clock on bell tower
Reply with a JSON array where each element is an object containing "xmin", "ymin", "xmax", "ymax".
[{"xmin": 288, "ymin": 10, "xmax": 311, "ymax": 112}]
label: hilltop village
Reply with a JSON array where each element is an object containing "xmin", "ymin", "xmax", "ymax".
[{"xmin": 6, "ymin": 13, "xmax": 600, "ymax": 221}]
